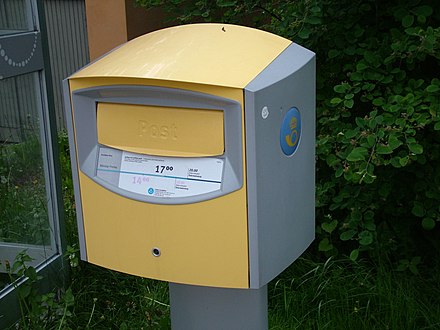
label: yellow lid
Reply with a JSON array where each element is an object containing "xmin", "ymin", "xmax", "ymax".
[
  {"xmin": 97, "ymin": 102, "xmax": 224, "ymax": 157},
  {"xmin": 71, "ymin": 23, "xmax": 291, "ymax": 88}
]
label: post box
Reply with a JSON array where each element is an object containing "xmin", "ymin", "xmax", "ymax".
[{"xmin": 64, "ymin": 23, "xmax": 315, "ymax": 291}]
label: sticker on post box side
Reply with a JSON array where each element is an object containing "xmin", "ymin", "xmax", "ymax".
[
  {"xmin": 117, "ymin": 151, "xmax": 224, "ymax": 198},
  {"xmin": 280, "ymin": 107, "xmax": 301, "ymax": 156}
]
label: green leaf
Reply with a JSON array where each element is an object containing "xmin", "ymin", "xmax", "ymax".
[
  {"xmin": 328, "ymin": 49, "xmax": 340, "ymax": 59},
  {"xmin": 306, "ymin": 16, "xmax": 322, "ymax": 25},
  {"xmin": 326, "ymin": 154, "xmax": 339, "ymax": 166},
  {"xmin": 352, "ymin": 209, "xmax": 362, "ymax": 222},
  {"xmin": 391, "ymin": 157, "xmax": 402, "ymax": 168},
  {"xmin": 356, "ymin": 62, "xmax": 368, "ymax": 71},
  {"xmin": 389, "ymin": 104, "xmax": 400, "ymax": 112},
  {"xmin": 364, "ymin": 210, "xmax": 374, "ymax": 221},
  {"xmin": 412, "ymin": 201, "xmax": 425, "ymax": 217},
  {"xmin": 408, "ymin": 143, "xmax": 423, "ymax": 154},
  {"xmin": 334, "ymin": 84, "xmax": 346, "ymax": 93},
  {"xmin": 434, "ymin": 122, "xmax": 440, "ymax": 130},
  {"xmin": 366, "ymin": 134, "xmax": 376, "ymax": 147},
  {"xmin": 298, "ymin": 28, "xmax": 311, "ymax": 39},
  {"xmin": 350, "ymin": 72, "xmax": 363, "ymax": 81},
  {"xmin": 363, "ymin": 51, "xmax": 377, "ymax": 64},
  {"xmin": 345, "ymin": 129, "xmax": 358, "ymax": 139},
  {"xmin": 394, "ymin": 8, "xmax": 408, "ymax": 20},
  {"xmin": 216, "ymin": 0, "xmax": 237, "ymax": 7},
  {"xmin": 361, "ymin": 171, "xmax": 376, "ymax": 184},
  {"xmin": 24, "ymin": 266, "xmax": 37, "ymax": 280},
  {"xmin": 335, "ymin": 167, "xmax": 344, "ymax": 178},
  {"xmin": 344, "ymin": 99, "xmax": 354, "ymax": 108},
  {"xmin": 311, "ymin": 6, "xmax": 321, "ymax": 13},
  {"xmin": 381, "ymin": 75, "xmax": 393, "ymax": 84},
  {"xmin": 64, "ymin": 288, "xmax": 75, "ymax": 305},
  {"xmin": 350, "ymin": 249, "xmax": 359, "ymax": 261},
  {"xmin": 397, "ymin": 259, "xmax": 409, "ymax": 271},
  {"xmin": 413, "ymin": 5, "xmax": 433, "ymax": 17},
  {"xmin": 364, "ymin": 221, "xmax": 376, "ymax": 231},
  {"xmin": 19, "ymin": 285, "xmax": 31, "ymax": 299},
  {"xmin": 389, "ymin": 135, "xmax": 402, "ymax": 150},
  {"xmin": 399, "ymin": 156, "xmax": 409, "ymax": 166},
  {"xmin": 376, "ymin": 144, "xmax": 393, "ymax": 154},
  {"xmin": 409, "ymin": 264, "xmax": 419, "ymax": 275},
  {"xmin": 347, "ymin": 147, "xmax": 368, "ymax": 162},
  {"xmin": 411, "ymin": 256, "xmax": 421, "ymax": 265},
  {"xmin": 402, "ymin": 15, "xmax": 414, "ymax": 28},
  {"xmin": 379, "ymin": 183, "xmax": 392, "ymax": 197},
  {"xmin": 417, "ymin": 15, "xmax": 426, "ymax": 24},
  {"xmin": 422, "ymin": 218, "xmax": 435, "ymax": 230},
  {"xmin": 330, "ymin": 97, "xmax": 343, "ymax": 105},
  {"xmin": 340, "ymin": 230, "xmax": 356, "ymax": 241},
  {"xmin": 359, "ymin": 230, "xmax": 374, "ymax": 246},
  {"xmin": 373, "ymin": 98, "xmax": 384, "ymax": 106},
  {"xmin": 322, "ymin": 220, "xmax": 338, "ymax": 234},
  {"xmin": 318, "ymin": 238, "xmax": 333, "ymax": 252},
  {"xmin": 427, "ymin": 85, "xmax": 440, "ymax": 93}
]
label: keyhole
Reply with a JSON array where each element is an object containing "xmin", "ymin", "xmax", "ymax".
[{"xmin": 152, "ymin": 247, "xmax": 161, "ymax": 257}]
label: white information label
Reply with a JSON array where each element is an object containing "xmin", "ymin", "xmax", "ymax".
[{"xmin": 118, "ymin": 151, "xmax": 224, "ymax": 198}]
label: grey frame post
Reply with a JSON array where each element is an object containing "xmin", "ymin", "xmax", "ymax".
[{"xmin": 169, "ymin": 283, "xmax": 268, "ymax": 330}]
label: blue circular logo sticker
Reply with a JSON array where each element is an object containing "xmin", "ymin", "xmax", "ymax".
[
  {"xmin": 148, "ymin": 188, "xmax": 155, "ymax": 195},
  {"xmin": 280, "ymin": 107, "xmax": 301, "ymax": 156}
]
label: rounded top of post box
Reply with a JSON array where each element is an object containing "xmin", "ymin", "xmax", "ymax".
[{"xmin": 71, "ymin": 23, "xmax": 292, "ymax": 88}]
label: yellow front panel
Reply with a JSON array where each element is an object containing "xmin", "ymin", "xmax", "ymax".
[
  {"xmin": 70, "ymin": 77, "xmax": 249, "ymax": 288},
  {"xmin": 80, "ymin": 173, "xmax": 249, "ymax": 288},
  {"xmin": 97, "ymin": 103, "xmax": 224, "ymax": 157}
]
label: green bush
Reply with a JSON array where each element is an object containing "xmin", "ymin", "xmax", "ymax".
[{"xmin": 136, "ymin": 0, "xmax": 440, "ymax": 263}]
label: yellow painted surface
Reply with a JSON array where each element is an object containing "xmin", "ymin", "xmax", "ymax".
[
  {"xmin": 69, "ymin": 77, "xmax": 249, "ymax": 288},
  {"xmin": 71, "ymin": 23, "xmax": 291, "ymax": 88},
  {"xmin": 97, "ymin": 103, "xmax": 224, "ymax": 157},
  {"xmin": 80, "ymin": 173, "xmax": 249, "ymax": 288}
]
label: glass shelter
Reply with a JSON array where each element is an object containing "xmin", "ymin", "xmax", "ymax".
[{"xmin": 0, "ymin": 0, "xmax": 65, "ymax": 327}]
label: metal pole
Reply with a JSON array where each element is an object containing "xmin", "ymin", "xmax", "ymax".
[{"xmin": 169, "ymin": 283, "xmax": 268, "ymax": 330}]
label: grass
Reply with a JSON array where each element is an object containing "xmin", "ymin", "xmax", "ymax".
[
  {"xmin": 68, "ymin": 263, "xmax": 170, "ymax": 329},
  {"xmin": 0, "ymin": 135, "xmax": 51, "ymax": 290},
  {"xmin": 3, "ymin": 132, "xmax": 440, "ymax": 329},
  {"xmin": 7, "ymin": 251, "xmax": 440, "ymax": 329},
  {"xmin": 268, "ymin": 256, "xmax": 440, "ymax": 329},
  {"xmin": 0, "ymin": 136, "xmax": 51, "ymax": 246}
]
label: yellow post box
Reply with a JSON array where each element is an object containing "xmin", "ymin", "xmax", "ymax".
[{"xmin": 64, "ymin": 23, "xmax": 315, "ymax": 329}]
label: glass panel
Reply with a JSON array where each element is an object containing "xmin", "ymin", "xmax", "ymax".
[
  {"xmin": 0, "ymin": 0, "xmax": 34, "ymax": 36},
  {"xmin": 0, "ymin": 72, "xmax": 55, "ymax": 290}
]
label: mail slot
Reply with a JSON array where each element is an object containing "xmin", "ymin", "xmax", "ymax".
[{"xmin": 64, "ymin": 23, "xmax": 315, "ymax": 289}]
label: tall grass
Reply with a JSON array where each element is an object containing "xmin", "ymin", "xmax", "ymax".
[
  {"xmin": 68, "ymin": 263, "xmax": 170, "ymax": 329},
  {"xmin": 0, "ymin": 135, "xmax": 50, "ymax": 246},
  {"xmin": 59, "ymin": 253, "xmax": 440, "ymax": 329},
  {"xmin": 269, "ymin": 256, "xmax": 440, "ymax": 329}
]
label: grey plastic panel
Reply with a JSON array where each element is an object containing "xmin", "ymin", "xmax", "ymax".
[
  {"xmin": 245, "ymin": 43, "xmax": 316, "ymax": 288},
  {"xmin": 63, "ymin": 79, "xmax": 87, "ymax": 260},
  {"xmin": 69, "ymin": 85, "xmax": 243, "ymax": 205},
  {"xmin": 0, "ymin": 31, "xmax": 44, "ymax": 79}
]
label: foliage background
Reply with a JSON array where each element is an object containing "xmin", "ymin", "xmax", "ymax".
[{"xmin": 136, "ymin": 0, "xmax": 440, "ymax": 268}]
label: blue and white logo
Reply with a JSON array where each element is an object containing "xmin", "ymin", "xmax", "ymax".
[
  {"xmin": 280, "ymin": 107, "xmax": 301, "ymax": 156},
  {"xmin": 147, "ymin": 188, "xmax": 155, "ymax": 195}
]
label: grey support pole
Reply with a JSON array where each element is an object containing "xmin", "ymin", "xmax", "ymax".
[{"xmin": 169, "ymin": 283, "xmax": 268, "ymax": 330}]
